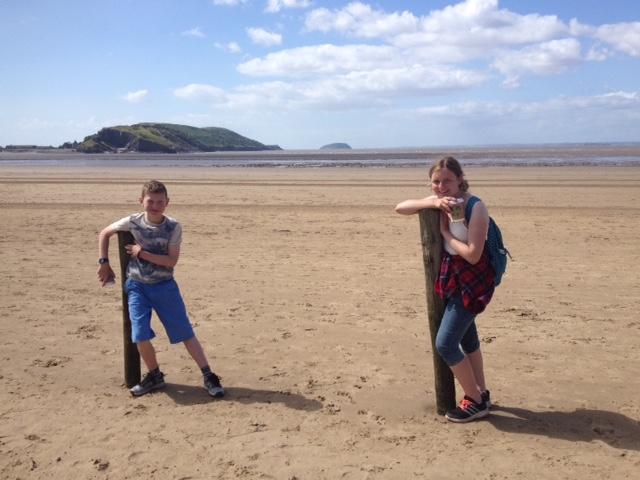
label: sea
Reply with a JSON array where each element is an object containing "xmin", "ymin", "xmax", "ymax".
[{"xmin": 2, "ymin": 145, "xmax": 640, "ymax": 168}]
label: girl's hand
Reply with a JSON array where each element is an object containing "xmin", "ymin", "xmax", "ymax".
[{"xmin": 436, "ymin": 196, "xmax": 457, "ymax": 213}]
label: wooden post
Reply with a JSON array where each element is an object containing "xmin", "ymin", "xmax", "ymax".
[
  {"xmin": 117, "ymin": 231, "xmax": 140, "ymax": 388},
  {"xmin": 418, "ymin": 209, "xmax": 456, "ymax": 415}
]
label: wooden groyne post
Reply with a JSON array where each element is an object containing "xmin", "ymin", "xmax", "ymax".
[
  {"xmin": 418, "ymin": 209, "xmax": 456, "ymax": 415},
  {"xmin": 117, "ymin": 231, "xmax": 140, "ymax": 388}
]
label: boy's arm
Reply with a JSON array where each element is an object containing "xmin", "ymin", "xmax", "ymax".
[
  {"xmin": 126, "ymin": 242, "xmax": 180, "ymax": 268},
  {"xmin": 97, "ymin": 225, "xmax": 117, "ymax": 286}
]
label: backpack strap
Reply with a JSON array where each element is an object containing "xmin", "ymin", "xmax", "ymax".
[{"xmin": 464, "ymin": 195, "xmax": 481, "ymax": 223}]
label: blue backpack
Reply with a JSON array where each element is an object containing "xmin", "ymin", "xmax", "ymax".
[{"xmin": 465, "ymin": 196, "xmax": 511, "ymax": 286}]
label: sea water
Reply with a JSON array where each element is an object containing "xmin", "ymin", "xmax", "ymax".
[{"xmin": 1, "ymin": 146, "xmax": 640, "ymax": 168}]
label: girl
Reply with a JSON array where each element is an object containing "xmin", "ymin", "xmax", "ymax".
[{"xmin": 395, "ymin": 157, "xmax": 495, "ymax": 423}]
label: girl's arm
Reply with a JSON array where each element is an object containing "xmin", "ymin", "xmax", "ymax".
[
  {"xmin": 395, "ymin": 195, "xmax": 457, "ymax": 215},
  {"xmin": 440, "ymin": 201, "xmax": 490, "ymax": 265}
]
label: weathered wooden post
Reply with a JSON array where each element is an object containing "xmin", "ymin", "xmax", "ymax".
[
  {"xmin": 418, "ymin": 209, "xmax": 456, "ymax": 415},
  {"xmin": 117, "ymin": 231, "xmax": 140, "ymax": 388}
]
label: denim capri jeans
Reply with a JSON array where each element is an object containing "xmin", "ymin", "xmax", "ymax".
[
  {"xmin": 125, "ymin": 278, "xmax": 195, "ymax": 344},
  {"xmin": 435, "ymin": 294, "xmax": 481, "ymax": 367}
]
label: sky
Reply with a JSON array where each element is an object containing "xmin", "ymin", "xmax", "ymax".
[{"xmin": 1, "ymin": 0, "xmax": 639, "ymax": 149}]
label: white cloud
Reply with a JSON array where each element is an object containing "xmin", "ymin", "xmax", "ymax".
[
  {"xmin": 247, "ymin": 27, "xmax": 282, "ymax": 47},
  {"xmin": 599, "ymin": 90, "xmax": 639, "ymax": 101},
  {"xmin": 175, "ymin": 64, "xmax": 487, "ymax": 112},
  {"xmin": 215, "ymin": 41, "xmax": 242, "ymax": 53},
  {"xmin": 237, "ymin": 44, "xmax": 400, "ymax": 77},
  {"xmin": 174, "ymin": 84, "xmax": 227, "ymax": 105},
  {"xmin": 305, "ymin": 2, "xmax": 419, "ymax": 38},
  {"xmin": 594, "ymin": 22, "xmax": 640, "ymax": 56},
  {"xmin": 407, "ymin": 90, "xmax": 640, "ymax": 144},
  {"xmin": 182, "ymin": 27, "xmax": 205, "ymax": 38},
  {"xmin": 585, "ymin": 44, "xmax": 611, "ymax": 62},
  {"xmin": 224, "ymin": 0, "xmax": 639, "ymax": 99},
  {"xmin": 306, "ymin": 0, "xmax": 567, "ymax": 48},
  {"xmin": 171, "ymin": 0, "xmax": 640, "ymax": 145},
  {"xmin": 122, "ymin": 90, "xmax": 148, "ymax": 104},
  {"xmin": 412, "ymin": 90, "xmax": 640, "ymax": 122},
  {"xmin": 266, "ymin": 0, "xmax": 311, "ymax": 14},
  {"xmin": 491, "ymin": 38, "xmax": 584, "ymax": 88}
]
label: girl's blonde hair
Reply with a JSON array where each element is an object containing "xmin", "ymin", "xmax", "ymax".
[{"xmin": 429, "ymin": 156, "xmax": 469, "ymax": 192}]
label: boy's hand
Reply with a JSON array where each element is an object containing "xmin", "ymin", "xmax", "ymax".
[
  {"xmin": 125, "ymin": 243, "xmax": 142, "ymax": 258},
  {"xmin": 98, "ymin": 263, "xmax": 116, "ymax": 287}
]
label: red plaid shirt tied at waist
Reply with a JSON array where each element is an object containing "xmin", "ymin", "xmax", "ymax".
[{"xmin": 435, "ymin": 249, "xmax": 496, "ymax": 314}]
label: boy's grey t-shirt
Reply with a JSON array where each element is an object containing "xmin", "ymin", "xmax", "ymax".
[{"xmin": 111, "ymin": 213, "xmax": 182, "ymax": 284}]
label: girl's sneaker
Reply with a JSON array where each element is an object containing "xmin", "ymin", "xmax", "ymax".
[
  {"xmin": 481, "ymin": 390, "xmax": 492, "ymax": 408},
  {"xmin": 445, "ymin": 395, "xmax": 489, "ymax": 423}
]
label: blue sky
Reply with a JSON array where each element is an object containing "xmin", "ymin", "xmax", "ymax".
[{"xmin": 1, "ymin": 0, "xmax": 639, "ymax": 149}]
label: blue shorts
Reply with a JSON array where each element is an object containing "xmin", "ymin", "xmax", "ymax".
[
  {"xmin": 125, "ymin": 278, "xmax": 195, "ymax": 344},
  {"xmin": 435, "ymin": 294, "xmax": 481, "ymax": 367}
]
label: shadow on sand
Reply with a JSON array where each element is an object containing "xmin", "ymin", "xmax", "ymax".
[
  {"xmin": 161, "ymin": 383, "xmax": 323, "ymax": 411},
  {"xmin": 489, "ymin": 405, "xmax": 640, "ymax": 451}
]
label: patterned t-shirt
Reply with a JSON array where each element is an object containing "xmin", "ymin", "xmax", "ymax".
[{"xmin": 111, "ymin": 213, "xmax": 182, "ymax": 284}]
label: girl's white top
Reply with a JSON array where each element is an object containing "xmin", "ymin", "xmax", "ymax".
[{"xmin": 444, "ymin": 219, "xmax": 468, "ymax": 255}]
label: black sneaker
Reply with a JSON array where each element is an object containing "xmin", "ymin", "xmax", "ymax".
[
  {"xmin": 204, "ymin": 373, "xmax": 225, "ymax": 397},
  {"xmin": 481, "ymin": 390, "xmax": 492, "ymax": 408},
  {"xmin": 130, "ymin": 371, "xmax": 165, "ymax": 396},
  {"xmin": 445, "ymin": 395, "xmax": 489, "ymax": 423}
]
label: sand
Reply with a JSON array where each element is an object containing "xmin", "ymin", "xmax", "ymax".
[{"xmin": 1, "ymin": 165, "xmax": 639, "ymax": 479}]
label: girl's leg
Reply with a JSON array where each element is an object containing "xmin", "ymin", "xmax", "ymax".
[
  {"xmin": 436, "ymin": 295, "xmax": 482, "ymax": 402},
  {"xmin": 466, "ymin": 348, "xmax": 486, "ymax": 393},
  {"xmin": 449, "ymin": 357, "xmax": 482, "ymax": 403},
  {"xmin": 459, "ymin": 320, "xmax": 486, "ymax": 393}
]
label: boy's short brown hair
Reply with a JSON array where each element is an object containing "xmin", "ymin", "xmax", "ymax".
[{"xmin": 141, "ymin": 180, "xmax": 168, "ymax": 198}]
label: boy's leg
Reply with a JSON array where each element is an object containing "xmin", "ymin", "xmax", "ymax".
[
  {"xmin": 137, "ymin": 340, "xmax": 159, "ymax": 371},
  {"xmin": 183, "ymin": 337, "xmax": 208, "ymax": 369},
  {"xmin": 126, "ymin": 280, "xmax": 165, "ymax": 396},
  {"xmin": 130, "ymin": 341, "xmax": 165, "ymax": 397},
  {"xmin": 150, "ymin": 280, "xmax": 224, "ymax": 397},
  {"xmin": 184, "ymin": 336, "xmax": 225, "ymax": 397}
]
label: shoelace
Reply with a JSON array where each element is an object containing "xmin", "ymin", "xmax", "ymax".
[
  {"xmin": 459, "ymin": 398, "xmax": 474, "ymax": 410},
  {"xmin": 141, "ymin": 372, "xmax": 162, "ymax": 386}
]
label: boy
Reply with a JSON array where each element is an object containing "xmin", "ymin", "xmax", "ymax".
[{"xmin": 97, "ymin": 180, "xmax": 224, "ymax": 398}]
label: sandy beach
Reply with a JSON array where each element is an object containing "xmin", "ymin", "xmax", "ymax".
[{"xmin": 1, "ymin": 164, "xmax": 639, "ymax": 479}]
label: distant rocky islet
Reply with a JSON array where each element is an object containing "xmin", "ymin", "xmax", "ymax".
[{"xmin": 320, "ymin": 143, "xmax": 352, "ymax": 150}]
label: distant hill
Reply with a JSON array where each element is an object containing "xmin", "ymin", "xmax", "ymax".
[
  {"xmin": 320, "ymin": 143, "xmax": 351, "ymax": 150},
  {"xmin": 77, "ymin": 123, "xmax": 281, "ymax": 153}
]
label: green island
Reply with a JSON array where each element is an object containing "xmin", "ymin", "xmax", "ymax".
[{"xmin": 74, "ymin": 123, "xmax": 281, "ymax": 153}]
